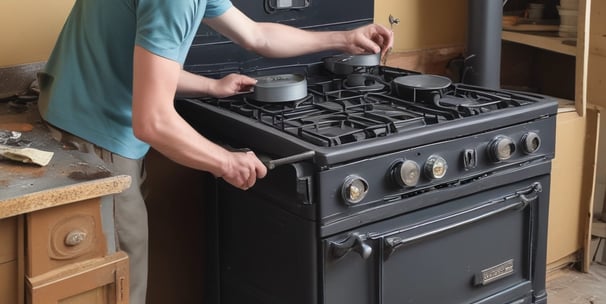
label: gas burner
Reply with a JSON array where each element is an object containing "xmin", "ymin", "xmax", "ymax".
[
  {"xmin": 343, "ymin": 73, "xmax": 387, "ymax": 91},
  {"xmin": 434, "ymin": 85, "xmax": 537, "ymax": 117}
]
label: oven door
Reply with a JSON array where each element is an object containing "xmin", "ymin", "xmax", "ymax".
[{"xmin": 324, "ymin": 176, "xmax": 549, "ymax": 304}]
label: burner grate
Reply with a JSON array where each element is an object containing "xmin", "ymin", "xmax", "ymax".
[{"xmin": 195, "ymin": 65, "xmax": 551, "ymax": 147}]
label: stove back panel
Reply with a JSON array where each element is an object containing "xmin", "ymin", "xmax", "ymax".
[{"xmin": 184, "ymin": 0, "xmax": 374, "ymax": 76}]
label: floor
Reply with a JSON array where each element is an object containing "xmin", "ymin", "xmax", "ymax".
[{"xmin": 547, "ymin": 262, "xmax": 606, "ymax": 304}]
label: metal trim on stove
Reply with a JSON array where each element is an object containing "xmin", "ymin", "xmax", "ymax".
[{"xmin": 177, "ymin": 97, "xmax": 557, "ymax": 167}]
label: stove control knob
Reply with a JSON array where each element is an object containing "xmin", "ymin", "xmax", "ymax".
[
  {"xmin": 488, "ymin": 135, "xmax": 516, "ymax": 162},
  {"xmin": 342, "ymin": 175, "xmax": 369, "ymax": 205},
  {"xmin": 521, "ymin": 132, "xmax": 541, "ymax": 154},
  {"xmin": 424, "ymin": 155, "xmax": 448, "ymax": 179},
  {"xmin": 392, "ymin": 160, "xmax": 421, "ymax": 187}
]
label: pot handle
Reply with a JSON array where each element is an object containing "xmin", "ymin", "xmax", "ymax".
[
  {"xmin": 223, "ymin": 144, "xmax": 315, "ymax": 170},
  {"xmin": 260, "ymin": 151, "xmax": 316, "ymax": 170}
]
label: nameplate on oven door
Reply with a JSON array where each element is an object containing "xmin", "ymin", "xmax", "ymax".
[{"xmin": 475, "ymin": 259, "xmax": 514, "ymax": 286}]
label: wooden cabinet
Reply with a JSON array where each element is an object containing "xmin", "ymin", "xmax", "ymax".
[
  {"xmin": 0, "ymin": 101, "xmax": 132, "ymax": 304},
  {"xmin": 1, "ymin": 195, "xmax": 130, "ymax": 304},
  {"xmin": 501, "ymin": 0, "xmax": 603, "ymax": 272},
  {"xmin": 2, "ymin": 186, "xmax": 130, "ymax": 304},
  {"xmin": 24, "ymin": 198, "xmax": 129, "ymax": 304}
]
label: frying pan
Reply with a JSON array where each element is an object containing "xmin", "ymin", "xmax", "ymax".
[
  {"xmin": 252, "ymin": 73, "xmax": 308, "ymax": 102},
  {"xmin": 392, "ymin": 74, "xmax": 452, "ymax": 103}
]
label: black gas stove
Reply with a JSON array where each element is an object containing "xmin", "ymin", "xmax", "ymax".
[
  {"xmin": 179, "ymin": 60, "xmax": 556, "ymax": 167},
  {"xmin": 175, "ymin": 1, "xmax": 557, "ymax": 303}
]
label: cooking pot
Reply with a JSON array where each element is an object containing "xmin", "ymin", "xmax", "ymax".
[
  {"xmin": 253, "ymin": 73, "xmax": 307, "ymax": 102},
  {"xmin": 323, "ymin": 53, "xmax": 381, "ymax": 75},
  {"xmin": 392, "ymin": 74, "xmax": 452, "ymax": 103}
]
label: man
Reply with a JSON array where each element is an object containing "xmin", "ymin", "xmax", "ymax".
[{"xmin": 37, "ymin": 0, "xmax": 393, "ymax": 303}]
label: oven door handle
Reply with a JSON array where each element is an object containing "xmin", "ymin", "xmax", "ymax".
[
  {"xmin": 329, "ymin": 232, "xmax": 373, "ymax": 260},
  {"xmin": 383, "ymin": 182, "xmax": 542, "ymax": 259}
]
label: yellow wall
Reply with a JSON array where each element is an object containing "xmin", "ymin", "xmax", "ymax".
[
  {"xmin": 375, "ymin": 0, "xmax": 468, "ymax": 52},
  {"xmin": 0, "ymin": 0, "xmax": 75, "ymax": 67},
  {"xmin": 1, "ymin": 0, "xmax": 467, "ymax": 68}
]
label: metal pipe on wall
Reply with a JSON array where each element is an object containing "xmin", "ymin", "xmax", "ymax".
[{"xmin": 466, "ymin": 0, "xmax": 503, "ymax": 89}]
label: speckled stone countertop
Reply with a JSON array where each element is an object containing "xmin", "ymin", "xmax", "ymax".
[{"xmin": 0, "ymin": 100, "xmax": 131, "ymax": 219}]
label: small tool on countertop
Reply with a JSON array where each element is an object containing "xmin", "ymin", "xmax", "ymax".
[{"xmin": 382, "ymin": 14, "xmax": 400, "ymax": 66}]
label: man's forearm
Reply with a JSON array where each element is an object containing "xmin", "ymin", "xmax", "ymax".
[{"xmin": 176, "ymin": 70, "xmax": 211, "ymax": 97}]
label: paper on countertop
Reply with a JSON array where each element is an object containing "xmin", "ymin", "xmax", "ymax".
[{"xmin": 0, "ymin": 144, "xmax": 54, "ymax": 166}]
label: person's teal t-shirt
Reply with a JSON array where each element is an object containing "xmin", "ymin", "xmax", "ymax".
[{"xmin": 38, "ymin": 0, "xmax": 232, "ymax": 159}]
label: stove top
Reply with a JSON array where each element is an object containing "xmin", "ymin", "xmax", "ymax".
[
  {"xmin": 185, "ymin": 60, "xmax": 553, "ymax": 134},
  {"xmin": 177, "ymin": 55, "xmax": 558, "ymax": 167}
]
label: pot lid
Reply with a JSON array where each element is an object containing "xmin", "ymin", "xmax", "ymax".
[
  {"xmin": 393, "ymin": 74, "xmax": 452, "ymax": 90},
  {"xmin": 324, "ymin": 53, "xmax": 381, "ymax": 67}
]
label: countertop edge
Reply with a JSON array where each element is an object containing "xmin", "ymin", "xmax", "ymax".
[{"xmin": 0, "ymin": 174, "xmax": 132, "ymax": 219}]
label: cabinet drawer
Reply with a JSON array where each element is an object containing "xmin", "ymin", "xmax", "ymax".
[
  {"xmin": 27, "ymin": 251, "xmax": 129, "ymax": 304},
  {"xmin": 26, "ymin": 198, "xmax": 108, "ymax": 277},
  {"xmin": 0, "ymin": 217, "xmax": 17, "ymax": 264}
]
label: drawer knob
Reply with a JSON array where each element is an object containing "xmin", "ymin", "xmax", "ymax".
[{"xmin": 64, "ymin": 230, "xmax": 87, "ymax": 246}]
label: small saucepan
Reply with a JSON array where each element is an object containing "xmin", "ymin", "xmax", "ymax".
[
  {"xmin": 323, "ymin": 53, "xmax": 381, "ymax": 75},
  {"xmin": 392, "ymin": 74, "xmax": 452, "ymax": 103},
  {"xmin": 253, "ymin": 73, "xmax": 308, "ymax": 102}
]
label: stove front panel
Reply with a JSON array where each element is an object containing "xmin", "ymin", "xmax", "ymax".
[
  {"xmin": 315, "ymin": 116, "xmax": 556, "ymax": 234},
  {"xmin": 210, "ymin": 171, "xmax": 550, "ymax": 304},
  {"xmin": 323, "ymin": 176, "xmax": 549, "ymax": 304}
]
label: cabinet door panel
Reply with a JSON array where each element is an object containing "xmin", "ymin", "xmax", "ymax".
[
  {"xmin": 0, "ymin": 261, "xmax": 18, "ymax": 304},
  {"xmin": 0, "ymin": 217, "xmax": 17, "ymax": 263},
  {"xmin": 27, "ymin": 251, "xmax": 129, "ymax": 304},
  {"xmin": 26, "ymin": 198, "xmax": 107, "ymax": 277}
]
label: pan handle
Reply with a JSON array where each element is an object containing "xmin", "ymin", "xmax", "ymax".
[
  {"xmin": 222, "ymin": 144, "xmax": 315, "ymax": 170},
  {"xmin": 260, "ymin": 150, "xmax": 316, "ymax": 170}
]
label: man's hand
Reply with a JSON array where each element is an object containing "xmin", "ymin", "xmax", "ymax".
[
  {"xmin": 343, "ymin": 24, "xmax": 394, "ymax": 57},
  {"xmin": 209, "ymin": 73, "xmax": 258, "ymax": 98},
  {"xmin": 219, "ymin": 150, "xmax": 268, "ymax": 190}
]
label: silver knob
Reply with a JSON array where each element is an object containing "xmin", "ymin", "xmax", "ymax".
[
  {"xmin": 488, "ymin": 135, "xmax": 516, "ymax": 161},
  {"xmin": 521, "ymin": 132, "xmax": 541, "ymax": 154},
  {"xmin": 424, "ymin": 155, "xmax": 448, "ymax": 179},
  {"xmin": 64, "ymin": 230, "xmax": 87, "ymax": 246},
  {"xmin": 342, "ymin": 176, "xmax": 369, "ymax": 205},
  {"xmin": 392, "ymin": 160, "xmax": 421, "ymax": 187}
]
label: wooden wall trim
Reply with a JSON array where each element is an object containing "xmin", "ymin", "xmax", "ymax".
[{"xmin": 383, "ymin": 45, "xmax": 466, "ymax": 78}]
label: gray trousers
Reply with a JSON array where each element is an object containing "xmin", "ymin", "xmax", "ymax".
[{"xmin": 47, "ymin": 123, "xmax": 149, "ymax": 304}]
